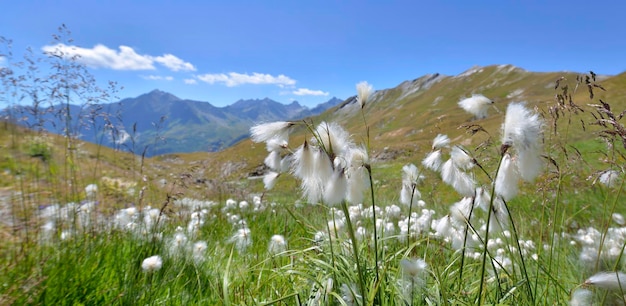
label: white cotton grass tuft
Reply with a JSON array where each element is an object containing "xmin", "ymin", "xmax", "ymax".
[
  {"xmin": 495, "ymin": 154, "xmax": 520, "ymax": 201},
  {"xmin": 192, "ymin": 241, "xmax": 208, "ymax": 264},
  {"xmin": 441, "ymin": 159, "xmax": 476, "ymax": 197},
  {"xmin": 265, "ymin": 137, "xmax": 288, "ymax": 152},
  {"xmin": 268, "ymin": 234, "xmax": 287, "ymax": 255},
  {"xmin": 356, "ymin": 81, "xmax": 374, "ymax": 109},
  {"xmin": 450, "ymin": 146, "xmax": 474, "ymax": 170},
  {"xmin": 345, "ymin": 146, "xmax": 371, "ymax": 205},
  {"xmin": 324, "ymin": 168, "xmax": 348, "ymax": 206},
  {"xmin": 141, "ymin": 255, "xmax": 163, "ymax": 272},
  {"xmin": 229, "ymin": 227, "xmax": 252, "ymax": 253},
  {"xmin": 599, "ymin": 169, "xmax": 621, "ymax": 187},
  {"xmin": 458, "ymin": 94, "xmax": 494, "ymax": 119},
  {"xmin": 501, "ymin": 102, "xmax": 543, "ymax": 151},
  {"xmin": 313, "ymin": 121, "xmax": 352, "ymax": 157},
  {"xmin": 422, "ymin": 150, "xmax": 443, "ymax": 171},
  {"xmin": 263, "ymin": 151, "xmax": 282, "ymax": 171},
  {"xmin": 263, "ymin": 171, "xmax": 280, "ymax": 190},
  {"xmin": 85, "ymin": 184, "xmax": 98, "ymax": 198},
  {"xmin": 291, "ymin": 140, "xmax": 316, "ymax": 180},
  {"xmin": 400, "ymin": 184, "xmax": 421, "ymax": 207},
  {"xmin": 516, "ymin": 147, "xmax": 543, "ymax": 182},
  {"xmin": 340, "ymin": 283, "xmax": 362, "ymax": 306},
  {"xmin": 432, "ymin": 134, "xmax": 450, "ymax": 150},
  {"xmin": 584, "ymin": 271, "xmax": 626, "ymax": 291},
  {"xmin": 612, "ymin": 212, "xmax": 626, "ymax": 226},
  {"xmin": 569, "ymin": 288, "xmax": 593, "ymax": 306},
  {"xmin": 250, "ymin": 121, "xmax": 294, "ymax": 143},
  {"xmin": 400, "ymin": 258, "xmax": 428, "ymax": 280},
  {"xmin": 402, "ymin": 163, "xmax": 423, "ymax": 186}
]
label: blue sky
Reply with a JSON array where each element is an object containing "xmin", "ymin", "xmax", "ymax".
[{"xmin": 1, "ymin": 1, "xmax": 625, "ymax": 107}]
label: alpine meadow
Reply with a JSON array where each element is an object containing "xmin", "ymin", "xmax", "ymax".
[{"xmin": 3, "ymin": 27, "xmax": 626, "ymax": 306}]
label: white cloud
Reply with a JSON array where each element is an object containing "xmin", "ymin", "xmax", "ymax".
[
  {"xmin": 0, "ymin": 56, "xmax": 6, "ymax": 67},
  {"xmin": 184, "ymin": 78, "xmax": 197, "ymax": 85},
  {"xmin": 292, "ymin": 88, "xmax": 329, "ymax": 96},
  {"xmin": 142, "ymin": 75, "xmax": 174, "ymax": 81},
  {"xmin": 196, "ymin": 72, "xmax": 296, "ymax": 87},
  {"xmin": 153, "ymin": 54, "xmax": 196, "ymax": 71},
  {"xmin": 41, "ymin": 43, "xmax": 195, "ymax": 72},
  {"xmin": 42, "ymin": 43, "xmax": 154, "ymax": 70}
]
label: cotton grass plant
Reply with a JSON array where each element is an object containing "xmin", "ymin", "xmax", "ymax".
[{"xmin": 3, "ymin": 30, "xmax": 626, "ymax": 305}]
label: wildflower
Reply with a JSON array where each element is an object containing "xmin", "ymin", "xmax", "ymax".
[
  {"xmin": 168, "ymin": 232, "xmax": 188, "ymax": 257},
  {"xmin": 449, "ymin": 197, "xmax": 474, "ymax": 227},
  {"xmin": 141, "ymin": 255, "xmax": 163, "ymax": 272},
  {"xmin": 263, "ymin": 171, "xmax": 280, "ymax": 190},
  {"xmin": 432, "ymin": 134, "xmax": 450, "ymax": 150},
  {"xmin": 612, "ymin": 213, "xmax": 626, "ymax": 226},
  {"xmin": 422, "ymin": 149, "xmax": 443, "ymax": 171},
  {"xmin": 229, "ymin": 227, "xmax": 252, "ymax": 253},
  {"xmin": 458, "ymin": 94, "xmax": 494, "ymax": 119},
  {"xmin": 599, "ymin": 169, "xmax": 621, "ymax": 187},
  {"xmin": 400, "ymin": 184, "xmax": 421, "ymax": 207},
  {"xmin": 356, "ymin": 81, "xmax": 374, "ymax": 108},
  {"xmin": 313, "ymin": 121, "xmax": 352, "ymax": 157},
  {"xmin": 250, "ymin": 121, "xmax": 294, "ymax": 143},
  {"xmin": 495, "ymin": 154, "xmax": 520, "ymax": 201},
  {"xmin": 85, "ymin": 184, "xmax": 98, "ymax": 198},
  {"xmin": 324, "ymin": 168, "xmax": 348, "ymax": 206},
  {"xmin": 264, "ymin": 150, "xmax": 282, "ymax": 171},
  {"xmin": 501, "ymin": 102, "xmax": 544, "ymax": 182},
  {"xmin": 291, "ymin": 140, "xmax": 316, "ymax": 180},
  {"xmin": 299, "ymin": 148, "xmax": 333, "ymax": 203},
  {"xmin": 584, "ymin": 271, "xmax": 626, "ymax": 291},
  {"xmin": 268, "ymin": 234, "xmax": 287, "ymax": 255},
  {"xmin": 400, "ymin": 258, "xmax": 428, "ymax": 285},
  {"xmin": 340, "ymin": 283, "xmax": 362, "ymax": 306},
  {"xmin": 441, "ymin": 159, "xmax": 476, "ymax": 197},
  {"xmin": 346, "ymin": 147, "xmax": 370, "ymax": 204},
  {"xmin": 402, "ymin": 163, "xmax": 423, "ymax": 187},
  {"xmin": 501, "ymin": 103, "xmax": 543, "ymax": 152},
  {"xmin": 450, "ymin": 146, "xmax": 474, "ymax": 170},
  {"xmin": 569, "ymin": 288, "xmax": 593, "ymax": 306},
  {"xmin": 192, "ymin": 241, "xmax": 208, "ymax": 264},
  {"xmin": 265, "ymin": 137, "xmax": 288, "ymax": 152},
  {"xmin": 400, "ymin": 258, "xmax": 428, "ymax": 304}
]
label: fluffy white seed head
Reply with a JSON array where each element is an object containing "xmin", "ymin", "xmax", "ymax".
[
  {"xmin": 250, "ymin": 121, "xmax": 293, "ymax": 143},
  {"xmin": 263, "ymin": 171, "xmax": 280, "ymax": 190},
  {"xmin": 569, "ymin": 288, "xmax": 593, "ymax": 306},
  {"xmin": 422, "ymin": 150, "xmax": 443, "ymax": 171},
  {"xmin": 356, "ymin": 81, "xmax": 374, "ymax": 109},
  {"xmin": 585, "ymin": 271, "xmax": 626, "ymax": 291},
  {"xmin": 313, "ymin": 121, "xmax": 352, "ymax": 157},
  {"xmin": 495, "ymin": 154, "xmax": 520, "ymax": 201},
  {"xmin": 402, "ymin": 163, "xmax": 423, "ymax": 186},
  {"xmin": 599, "ymin": 169, "xmax": 621, "ymax": 187},
  {"xmin": 501, "ymin": 102, "xmax": 543, "ymax": 151},
  {"xmin": 400, "ymin": 258, "xmax": 428, "ymax": 281},
  {"xmin": 264, "ymin": 150, "xmax": 282, "ymax": 171},
  {"xmin": 324, "ymin": 168, "xmax": 348, "ymax": 206},
  {"xmin": 432, "ymin": 134, "xmax": 450, "ymax": 150},
  {"xmin": 458, "ymin": 94, "xmax": 493, "ymax": 119},
  {"xmin": 450, "ymin": 146, "xmax": 474, "ymax": 170},
  {"xmin": 141, "ymin": 255, "xmax": 163, "ymax": 272},
  {"xmin": 268, "ymin": 234, "xmax": 287, "ymax": 255},
  {"xmin": 229, "ymin": 227, "xmax": 252, "ymax": 253}
]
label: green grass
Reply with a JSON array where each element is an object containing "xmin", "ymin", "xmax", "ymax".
[{"xmin": 2, "ymin": 60, "xmax": 626, "ymax": 305}]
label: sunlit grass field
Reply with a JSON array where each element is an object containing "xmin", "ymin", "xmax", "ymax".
[
  {"xmin": 2, "ymin": 29, "xmax": 626, "ymax": 304},
  {"xmin": 2, "ymin": 73, "xmax": 626, "ymax": 306}
]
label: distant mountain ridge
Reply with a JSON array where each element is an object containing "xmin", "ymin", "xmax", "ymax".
[{"xmin": 6, "ymin": 90, "xmax": 344, "ymax": 156}]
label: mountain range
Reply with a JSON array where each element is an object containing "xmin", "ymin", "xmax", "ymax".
[{"xmin": 5, "ymin": 91, "xmax": 343, "ymax": 156}]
